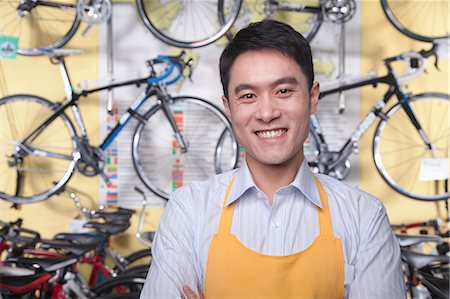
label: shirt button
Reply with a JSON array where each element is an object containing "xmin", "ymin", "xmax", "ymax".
[{"xmin": 272, "ymin": 221, "xmax": 279, "ymax": 229}]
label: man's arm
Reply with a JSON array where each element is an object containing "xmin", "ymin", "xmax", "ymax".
[
  {"xmin": 349, "ymin": 195, "xmax": 406, "ymax": 298},
  {"xmin": 140, "ymin": 188, "xmax": 201, "ymax": 298}
]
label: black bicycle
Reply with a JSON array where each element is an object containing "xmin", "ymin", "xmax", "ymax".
[{"xmin": 306, "ymin": 42, "xmax": 449, "ymax": 201}]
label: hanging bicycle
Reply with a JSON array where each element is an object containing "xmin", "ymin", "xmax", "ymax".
[{"xmin": 0, "ymin": 49, "xmax": 239, "ymax": 203}]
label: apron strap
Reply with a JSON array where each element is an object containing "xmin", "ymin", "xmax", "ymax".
[
  {"xmin": 217, "ymin": 177, "xmax": 236, "ymax": 234},
  {"xmin": 314, "ymin": 177, "xmax": 335, "ymax": 238}
]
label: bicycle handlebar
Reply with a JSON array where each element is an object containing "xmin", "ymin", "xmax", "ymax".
[
  {"xmin": 384, "ymin": 42, "xmax": 442, "ymax": 84},
  {"xmin": 146, "ymin": 51, "xmax": 194, "ymax": 87}
]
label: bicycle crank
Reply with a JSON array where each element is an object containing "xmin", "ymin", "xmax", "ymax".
[{"xmin": 75, "ymin": 142, "xmax": 105, "ymax": 177}]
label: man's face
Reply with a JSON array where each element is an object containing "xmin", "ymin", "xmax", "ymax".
[{"xmin": 223, "ymin": 49, "xmax": 319, "ymax": 168}]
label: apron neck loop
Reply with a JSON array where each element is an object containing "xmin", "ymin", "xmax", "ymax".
[
  {"xmin": 217, "ymin": 176, "xmax": 236, "ymax": 234},
  {"xmin": 314, "ymin": 177, "xmax": 334, "ymax": 237}
]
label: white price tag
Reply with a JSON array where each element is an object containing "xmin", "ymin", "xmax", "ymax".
[{"xmin": 419, "ymin": 158, "xmax": 449, "ymax": 181}]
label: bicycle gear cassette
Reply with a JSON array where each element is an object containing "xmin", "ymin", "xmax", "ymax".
[
  {"xmin": 77, "ymin": 0, "xmax": 112, "ymax": 25},
  {"xmin": 323, "ymin": 0, "xmax": 356, "ymax": 24}
]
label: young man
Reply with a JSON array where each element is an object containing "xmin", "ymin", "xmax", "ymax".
[{"xmin": 140, "ymin": 20, "xmax": 405, "ymax": 298}]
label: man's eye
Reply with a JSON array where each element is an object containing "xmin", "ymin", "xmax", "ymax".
[
  {"xmin": 240, "ymin": 93, "xmax": 255, "ymax": 99},
  {"xmin": 278, "ymin": 89, "xmax": 291, "ymax": 94}
]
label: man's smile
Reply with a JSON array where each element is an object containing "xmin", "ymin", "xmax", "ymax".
[{"xmin": 254, "ymin": 128, "xmax": 288, "ymax": 139}]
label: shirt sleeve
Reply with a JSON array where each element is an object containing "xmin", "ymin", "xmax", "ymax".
[
  {"xmin": 348, "ymin": 194, "xmax": 406, "ymax": 298},
  {"xmin": 140, "ymin": 187, "xmax": 201, "ymax": 299}
]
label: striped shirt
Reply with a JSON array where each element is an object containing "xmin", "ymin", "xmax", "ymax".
[{"xmin": 140, "ymin": 161, "xmax": 405, "ymax": 298}]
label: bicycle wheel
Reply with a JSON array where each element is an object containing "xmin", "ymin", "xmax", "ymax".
[
  {"xmin": 223, "ymin": 0, "xmax": 323, "ymax": 42},
  {"xmin": 381, "ymin": 0, "xmax": 450, "ymax": 42},
  {"xmin": 93, "ymin": 274, "xmax": 146, "ymax": 298},
  {"xmin": 373, "ymin": 93, "xmax": 449, "ymax": 201},
  {"xmin": 136, "ymin": 0, "xmax": 242, "ymax": 48},
  {"xmin": 114, "ymin": 249, "xmax": 152, "ymax": 273},
  {"xmin": 0, "ymin": 95, "xmax": 77, "ymax": 204},
  {"xmin": 0, "ymin": 0, "xmax": 80, "ymax": 56},
  {"xmin": 132, "ymin": 96, "xmax": 239, "ymax": 200}
]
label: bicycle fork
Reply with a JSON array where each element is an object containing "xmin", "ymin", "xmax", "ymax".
[
  {"xmin": 158, "ymin": 95, "xmax": 188, "ymax": 153},
  {"xmin": 398, "ymin": 91, "xmax": 435, "ymax": 155}
]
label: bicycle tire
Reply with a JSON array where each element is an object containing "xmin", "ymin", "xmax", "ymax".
[
  {"xmin": 132, "ymin": 96, "xmax": 239, "ymax": 200},
  {"xmin": 114, "ymin": 249, "xmax": 152, "ymax": 273},
  {"xmin": 92, "ymin": 274, "xmax": 146, "ymax": 298},
  {"xmin": 135, "ymin": 0, "xmax": 242, "ymax": 48},
  {"xmin": 223, "ymin": 0, "xmax": 323, "ymax": 42},
  {"xmin": 381, "ymin": 0, "xmax": 450, "ymax": 42},
  {"xmin": 0, "ymin": 0, "xmax": 81, "ymax": 56},
  {"xmin": 0, "ymin": 95, "xmax": 78, "ymax": 204},
  {"xmin": 373, "ymin": 92, "xmax": 450, "ymax": 201}
]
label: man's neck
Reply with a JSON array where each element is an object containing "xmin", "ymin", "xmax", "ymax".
[{"xmin": 246, "ymin": 155, "xmax": 304, "ymax": 205}]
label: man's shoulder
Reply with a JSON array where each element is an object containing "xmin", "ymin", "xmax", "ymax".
[{"xmin": 315, "ymin": 173, "xmax": 384, "ymax": 212}]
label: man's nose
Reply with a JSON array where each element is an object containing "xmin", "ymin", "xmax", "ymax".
[{"xmin": 255, "ymin": 96, "xmax": 281, "ymax": 122}]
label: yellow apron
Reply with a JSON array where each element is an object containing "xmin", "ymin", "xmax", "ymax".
[{"xmin": 204, "ymin": 177, "xmax": 344, "ymax": 298}]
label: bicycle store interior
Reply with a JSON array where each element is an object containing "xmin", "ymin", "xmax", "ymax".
[{"xmin": 1, "ymin": 0, "xmax": 449, "ymax": 297}]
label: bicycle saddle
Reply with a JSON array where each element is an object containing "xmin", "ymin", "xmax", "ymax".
[
  {"xmin": 0, "ymin": 265, "xmax": 34, "ymax": 276},
  {"xmin": 401, "ymin": 249, "xmax": 449, "ymax": 269},
  {"xmin": 53, "ymin": 232, "xmax": 106, "ymax": 244},
  {"xmin": 83, "ymin": 221, "xmax": 130, "ymax": 235},
  {"xmin": 40, "ymin": 239, "xmax": 98, "ymax": 256},
  {"xmin": 7, "ymin": 255, "xmax": 78, "ymax": 272},
  {"xmin": 396, "ymin": 234, "xmax": 444, "ymax": 247},
  {"xmin": 95, "ymin": 207, "xmax": 135, "ymax": 222}
]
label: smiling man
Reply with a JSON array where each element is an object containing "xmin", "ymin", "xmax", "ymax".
[{"xmin": 140, "ymin": 20, "xmax": 405, "ymax": 299}]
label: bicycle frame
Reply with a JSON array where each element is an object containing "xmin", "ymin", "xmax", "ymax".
[{"xmin": 17, "ymin": 54, "xmax": 185, "ymax": 164}]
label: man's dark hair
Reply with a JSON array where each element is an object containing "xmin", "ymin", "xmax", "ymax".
[{"xmin": 220, "ymin": 20, "xmax": 314, "ymax": 99}]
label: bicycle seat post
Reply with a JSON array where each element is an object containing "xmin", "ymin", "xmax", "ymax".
[{"xmin": 53, "ymin": 55, "xmax": 75, "ymax": 101}]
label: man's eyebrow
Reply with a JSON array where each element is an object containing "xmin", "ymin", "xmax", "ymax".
[
  {"xmin": 233, "ymin": 84, "xmax": 255, "ymax": 96},
  {"xmin": 233, "ymin": 77, "xmax": 299, "ymax": 96},
  {"xmin": 270, "ymin": 76, "xmax": 299, "ymax": 87}
]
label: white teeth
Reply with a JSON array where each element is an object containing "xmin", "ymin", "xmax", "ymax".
[{"xmin": 256, "ymin": 129, "xmax": 286, "ymax": 139}]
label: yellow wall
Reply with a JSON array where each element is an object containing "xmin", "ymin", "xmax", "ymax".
[
  {"xmin": 0, "ymin": 2, "xmax": 448, "ymax": 257},
  {"xmin": 360, "ymin": 1, "xmax": 449, "ymax": 224}
]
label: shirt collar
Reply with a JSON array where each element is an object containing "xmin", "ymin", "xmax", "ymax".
[{"xmin": 224, "ymin": 159, "xmax": 322, "ymax": 209}]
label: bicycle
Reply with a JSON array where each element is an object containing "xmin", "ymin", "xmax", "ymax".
[
  {"xmin": 0, "ymin": 218, "xmax": 147, "ymax": 299},
  {"xmin": 0, "ymin": 49, "xmax": 239, "ymax": 204},
  {"xmin": 0, "ymin": 0, "xmax": 243, "ymax": 55},
  {"xmin": 395, "ymin": 231, "xmax": 449, "ymax": 299},
  {"xmin": 223, "ymin": 0, "xmax": 449, "ymax": 46},
  {"xmin": 305, "ymin": 41, "xmax": 449, "ymax": 201}
]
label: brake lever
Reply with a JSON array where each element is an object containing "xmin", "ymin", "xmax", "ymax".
[
  {"xmin": 433, "ymin": 53, "xmax": 440, "ymax": 71},
  {"xmin": 186, "ymin": 58, "xmax": 194, "ymax": 81}
]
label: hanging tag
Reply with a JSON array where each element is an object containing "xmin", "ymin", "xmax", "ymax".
[
  {"xmin": 0, "ymin": 36, "xmax": 18, "ymax": 59},
  {"xmin": 419, "ymin": 158, "xmax": 449, "ymax": 181}
]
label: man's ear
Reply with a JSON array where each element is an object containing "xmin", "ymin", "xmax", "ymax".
[
  {"xmin": 310, "ymin": 81, "xmax": 320, "ymax": 114},
  {"xmin": 222, "ymin": 95, "xmax": 232, "ymax": 119}
]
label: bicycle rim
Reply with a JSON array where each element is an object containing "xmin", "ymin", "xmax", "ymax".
[
  {"xmin": 136, "ymin": 0, "xmax": 242, "ymax": 48},
  {"xmin": 0, "ymin": 0, "xmax": 80, "ymax": 56},
  {"xmin": 381, "ymin": 0, "xmax": 450, "ymax": 42},
  {"xmin": 0, "ymin": 95, "xmax": 77, "ymax": 203},
  {"xmin": 373, "ymin": 93, "xmax": 449, "ymax": 201},
  {"xmin": 132, "ymin": 96, "xmax": 238, "ymax": 200},
  {"xmin": 225, "ymin": 0, "xmax": 323, "ymax": 42}
]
